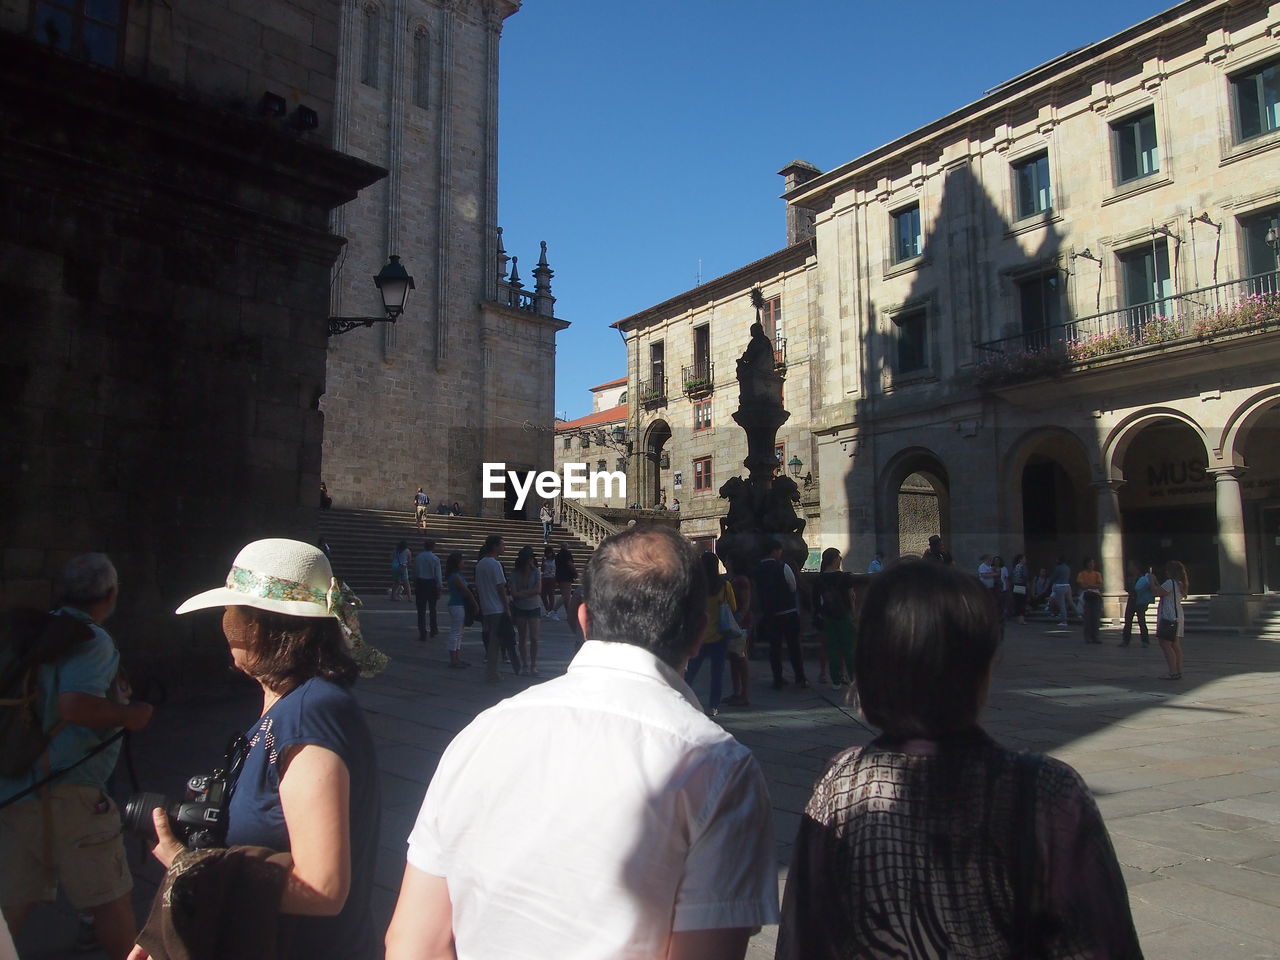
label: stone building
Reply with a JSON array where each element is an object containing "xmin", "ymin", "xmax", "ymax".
[
  {"xmin": 613, "ymin": 163, "xmax": 823, "ymax": 551},
  {"xmin": 551, "ymin": 377, "xmax": 628, "ymax": 510},
  {"xmin": 320, "ymin": 0, "xmax": 567, "ymax": 517},
  {"xmin": 0, "ymin": 1, "xmax": 383, "ymax": 673},
  {"xmin": 784, "ymin": 0, "xmax": 1280, "ymax": 624}
]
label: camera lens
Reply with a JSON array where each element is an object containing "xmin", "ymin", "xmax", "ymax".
[{"xmin": 122, "ymin": 791, "xmax": 169, "ymax": 840}]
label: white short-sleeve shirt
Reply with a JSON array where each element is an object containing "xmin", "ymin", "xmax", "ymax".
[{"xmin": 407, "ymin": 640, "xmax": 779, "ymax": 958}]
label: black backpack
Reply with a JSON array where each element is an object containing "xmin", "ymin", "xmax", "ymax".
[{"xmin": 0, "ymin": 609, "xmax": 94, "ymax": 778}]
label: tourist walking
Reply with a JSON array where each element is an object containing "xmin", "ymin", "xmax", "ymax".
[
  {"xmin": 510, "ymin": 546, "xmax": 543, "ymax": 676},
  {"xmin": 866, "ymin": 550, "xmax": 884, "ymax": 574},
  {"xmin": 815, "ymin": 547, "xmax": 857, "ymax": 687},
  {"xmin": 685, "ymin": 551, "xmax": 734, "ymax": 716},
  {"xmin": 922, "ymin": 534, "xmax": 954, "ymax": 563},
  {"xmin": 1121, "ymin": 561, "xmax": 1153, "ymax": 647},
  {"xmin": 1155, "ymin": 560, "xmax": 1189, "ymax": 680},
  {"xmin": 413, "ymin": 487, "xmax": 430, "ymax": 528},
  {"xmin": 775, "ymin": 560, "xmax": 1141, "ymax": 959},
  {"xmin": 389, "ymin": 540, "xmax": 411, "ymax": 601},
  {"xmin": 1030, "ymin": 566, "xmax": 1052, "ymax": 612},
  {"xmin": 540, "ymin": 545, "xmax": 558, "ymax": 617},
  {"xmin": 754, "ymin": 538, "xmax": 808, "ymax": 690},
  {"xmin": 1077, "ymin": 557, "xmax": 1103, "ymax": 643},
  {"xmin": 412, "ymin": 539, "xmax": 442, "ymax": 641},
  {"xmin": 443, "ymin": 552, "xmax": 476, "ymax": 668},
  {"xmin": 1050, "ymin": 556, "xmax": 1073, "ymax": 626},
  {"xmin": 475, "ymin": 536, "xmax": 514, "ymax": 682},
  {"xmin": 539, "ymin": 502, "xmax": 554, "ymax": 543},
  {"xmin": 1011, "ymin": 553, "xmax": 1029, "ymax": 624},
  {"xmin": 723, "ymin": 559, "xmax": 754, "ymax": 708},
  {"xmin": 554, "ymin": 545, "xmax": 578, "ymax": 638}
]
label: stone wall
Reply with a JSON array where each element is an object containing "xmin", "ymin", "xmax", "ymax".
[{"xmin": 0, "ymin": 32, "xmax": 383, "ymax": 679}]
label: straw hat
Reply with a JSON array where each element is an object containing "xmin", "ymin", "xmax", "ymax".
[{"xmin": 176, "ymin": 538, "xmax": 387, "ymax": 677}]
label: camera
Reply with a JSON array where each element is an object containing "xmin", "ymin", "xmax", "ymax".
[{"xmin": 123, "ymin": 733, "xmax": 247, "ymax": 850}]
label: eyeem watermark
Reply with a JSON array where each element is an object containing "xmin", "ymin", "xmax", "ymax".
[{"xmin": 482, "ymin": 463, "xmax": 627, "ymax": 511}]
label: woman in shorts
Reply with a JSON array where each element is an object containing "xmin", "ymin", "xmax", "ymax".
[{"xmin": 510, "ymin": 546, "xmax": 543, "ymax": 676}]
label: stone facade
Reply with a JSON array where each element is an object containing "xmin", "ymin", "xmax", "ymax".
[
  {"xmin": 785, "ymin": 0, "xmax": 1280, "ymax": 623},
  {"xmin": 552, "ymin": 377, "xmax": 629, "ymax": 511},
  {"xmin": 0, "ymin": 3, "xmax": 383, "ymax": 674},
  {"xmin": 321, "ymin": 0, "xmax": 567, "ymax": 518}
]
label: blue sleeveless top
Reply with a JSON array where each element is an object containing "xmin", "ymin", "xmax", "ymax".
[{"xmin": 225, "ymin": 677, "xmax": 379, "ymax": 959}]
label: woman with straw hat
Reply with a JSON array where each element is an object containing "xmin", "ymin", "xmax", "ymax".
[{"xmin": 136, "ymin": 539, "xmax": 386, "ymax": 959}]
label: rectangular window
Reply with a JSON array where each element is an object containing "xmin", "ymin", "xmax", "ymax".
[
  {"xmin": 1013, "ymin": 152, "xmax": 1052, "ymax": 219},
  {"xmin": 773, "ymin": 443, "xmax": 785, "ymax": 475},
  {"xmin": 693, "ymin": 325, "xmax": 710, "ymax": 370},
  {"xmin": 1119, "ymin": 241, "xmax": 1172, "ymax": 332},
  {"xmin": 580, "ymin": 434, "xmax": 590, "ymax": 449},
  {"xmin": 1112, "ymin": 109, "xmax": 1159, "ymax": 184},
  {"xmin": 759, "ymin": 296, "xmax": 782, "ymax": 339},
  {"xmin": 892, "ymin": 205, "xmax": 922, "ymax": 262},
  {"xmin": 562, "ymin": 436, "xmax": 571, "ymax": 450},
  {"xmin": 1018, "ymin": 272, "xmax": 1061, "ymax": 350},
  {"xmin": 693, "ymin": 456, "xmax": 713, "ymax": 492},
  {"xmin": 893, "ymin": 309, "xmax": 927, "ymax": 374},
  {"xmin": 693, "ymin": 400, "xmax": 712, "ymax": 431},
  {"xmin": 32, "ymin": 0, "xmax": 123, "ymax": 67},
  {"xmin": 412, "ymin": 30, "xmax": 430, "ymax": 108},
  {"xmin": 597, "ymin": 460, "xmax": 606, "ymax": 474},
  {"xmin": 361, "ymin": 7, "xmax": 381, "ymax": 87},
  {"xmin": 649, "ymin": 341, "xmax": 665, "ymax": 383},
  {"xmin": 1239, "ymin": 209, "xmax": 1280, "ymax": 281},
  {"xmin": 1232, "ymin": 58, "xmax": 1280, "ymax": 142}
]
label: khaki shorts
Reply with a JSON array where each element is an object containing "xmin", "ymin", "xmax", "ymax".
[{"xmin": 0, "ymin": 783, "xmax": 133, "ymax": 910}]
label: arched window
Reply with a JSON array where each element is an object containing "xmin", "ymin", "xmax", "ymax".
[
  {"xmin": 412, "ymin": 29, "xmax": 430, "ymax": 108},
  {"xmin": 361, "ymin": 6, "xmax": 381, "ymax": 88}
]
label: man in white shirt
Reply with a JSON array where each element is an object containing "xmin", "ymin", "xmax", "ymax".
[
  {"xmin": 385, "ymin": 525, "xmax": 779, "ymax": 960},
  {"xmin": 473, "ymin": 535, "xmax": 510, "ymax": 682}
]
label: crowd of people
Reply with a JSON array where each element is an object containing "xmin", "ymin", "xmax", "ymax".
[{"xmin": 5, "ymin": 523, "xmax": 1176, "ymax": 959}]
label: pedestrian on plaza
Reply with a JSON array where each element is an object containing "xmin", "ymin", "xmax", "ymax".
[
  {"xmin": 1030, "ymin": 566, "xmax": 1052, "ymax": 611},
  {"xmin": 1011, "ymin": 553, "xmax": 1030, "ymax": 624},
  {"xmin": 1050, "ymin": 556, "xmax": 1073, "ymax": 626},
  {"xmin": 538, "ymin": 502, "xmax": 554, "ymax": 543},
  {"xmin": 510, "ymin": 546, "xmax": 543, "ymax": 676},
  {"xmin": 554, "ymin": 545, "xmax": 579, "ymax": 638},
  {"xmin": 867, "ymin": 551, "xmax": 884, "ymax": 574},
  {"xmin": 443, "ymin": 552, "xmax": 476, "ymax": 669},
  {"xmin": 754, "ymin": 538, "xmax": 808, "ymax": 690},
  {"xmin": 0, "ymin": 554, "xmax": 154, "ymax": 960},
  {"xmin": 977, "ymin": 554, "xmax": 997, "ymax": 593},
  {"xmin": 1120, "ymin": 561, "xmax": 1153, "ymax": 648},
  {"xmin": 540, "ymin": 545, "xmax": 558, "ymax": 618},
  {"xmin": 722, "ymin": 558, "xmax": 755, "ymax": 709},
  {"xmin": 413, "ymin": 488, "xmax": 430, "ymax": 529},
  {"xmin": 474, "ymin": 536, "xmax": 514, "ymax": 682},
  {"xmin": 319, "ymin": 481, "xmax": 332, "ymax": 510},
  {"xmin": 1154, "ymin": 560, "xmax": 1189, "ymax": 680},
  {"xmin": 389, "ymin": 540, "xmax": 411, "ymax": 601},
  {"xmin": 922, "ymin": 534, "xmax": 954, "ymax": 564},
  {"xmin": 412, "ymin": 539, "xmax": 442, "ymax": 641},
  {"xmin": 995, "ymin": 555, "xmax": 1011, "ymax": 619},
  {"xmin": 385, "ymin": 525, "xmax": 779, "ymax": 960},
  {"xmin": 161, "ymin": 538, "xmax": 384, "ymax": 960},
  {"xmin": 775, "ymin": 560, "xmax": 1141, "ymax": 960},
  {"xmin": 815, "ymin": 547, "xmax": 857, "ymax": 687},
  {"xmin": 684, "ymin": 551, "xmax": 734, "ymax": 716},
  {"xmin": 1077, "ymin": 557, "xmax": 1104, "ymax": 644}
]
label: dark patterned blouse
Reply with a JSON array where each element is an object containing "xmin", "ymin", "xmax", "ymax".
[{"xmin": 776, "ymin": 729, "xmax": 1143, "ymax": 959}]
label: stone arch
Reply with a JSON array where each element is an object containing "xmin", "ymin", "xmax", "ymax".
[
  {"xmin": 1102, "ymin": 407, "xmax": 1212, "ymax": 481},
  {"xmin": 1002, "ymin": 426, "xmax": 1095, "ymax": 571},
  {"xmin": 1219, "ymin": 385, "xmax": 1280, "ymax": 466},
  {"xmin": 878, "ymin": 446, "xmax": 951, "ymax": 559},
  {"xmin": 641, "ymin": 419, "xmax": 672, "ymax": 508}
]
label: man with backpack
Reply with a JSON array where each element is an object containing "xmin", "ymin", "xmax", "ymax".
[{"xmin": 0, "ymin": 553, "xmax": 153, "ymax": 960}]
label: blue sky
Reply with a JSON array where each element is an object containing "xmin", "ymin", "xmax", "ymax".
[{"xmin": 497, "ymin": 0, "xmax": 1176, "ymax": 419}]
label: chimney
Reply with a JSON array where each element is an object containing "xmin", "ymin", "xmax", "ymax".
[{"xmin": 778, "ymin": 159, "xmax": 821, "ymax": 245}]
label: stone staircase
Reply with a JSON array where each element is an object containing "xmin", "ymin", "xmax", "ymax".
[
  {"xmin": 316, "ymin": 508, "xmax": 595, "ymax": 594},
  {"xmin": 1253, "ymin": 592, "xmax": 1280, "ymax": 639}
]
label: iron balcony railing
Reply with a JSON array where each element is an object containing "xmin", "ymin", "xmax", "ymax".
[
  {"xmin": 681, "ymin": 361, "xmax": 714, "ymax": 396},
  {"xmin": 638, "ymin": 376, "xmax": 667, "ymax": 405},
  {"xmin": 975, "ymin": 270, "xmax": 1280, "ymax": 366},
  {"xmin": 773, "ymin": 336, "xmax": 788, "ymax": 369}
]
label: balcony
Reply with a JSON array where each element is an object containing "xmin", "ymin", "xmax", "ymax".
[
  {"xmin": 974, "ymin": 271, "xmax": 1280, "ymax": 389},
  {"xmin": 638, "ymin": 376, "xmax": 667, "ymax": 406},
  {"xmin": 682, "ymin": 361, "xmax": 714, "ymax": 397},
  {"xmin": 773, "ymin": 336, "xmax": 788, "ymax": 370}
]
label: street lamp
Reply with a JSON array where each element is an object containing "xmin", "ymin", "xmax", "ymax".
[
  {"xmin": 1266, "ymin": 219, "xmax": 1280, "ymax": 265},
  {"xmin": 328, "ymin": 256, "xmax": 416, "ymax": 336},
  {"xmin": 788, "ymin": 455, "xmax": 803, "ymax": 477}
]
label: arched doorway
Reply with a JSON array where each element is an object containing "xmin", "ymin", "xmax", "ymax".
[
  {"xmin": 642, "ymin": 420, "xmax": 671, "ymax": 508},
  {"xmin": 1228, "ymin": 398, "xmax": 1280, "ymax": 592},
  {"xmin": 1114, "ymin": 417, "xmax": 1217, "ymax": 592},
  {"xmin": 881, "ymin": 449, "xmax": 950, "ymax": 558},
  {"xmin": 1009, "ymin": 430, "xmax": 1093, "ymax": 573}
]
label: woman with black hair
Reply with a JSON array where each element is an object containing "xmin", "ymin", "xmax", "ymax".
[{"xmin": 776, "ymin": 560, "xmax": 1139, "ymax": 960}]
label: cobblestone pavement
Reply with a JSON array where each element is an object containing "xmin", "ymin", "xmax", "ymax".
[{"xmin": 15, "ymin": 602, "xmax": 1280, "ymax": 959}]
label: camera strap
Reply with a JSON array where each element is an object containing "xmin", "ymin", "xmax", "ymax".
[{"xmin": 0, "ymin": 728, "xmax": 126, "ymax": 810}]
